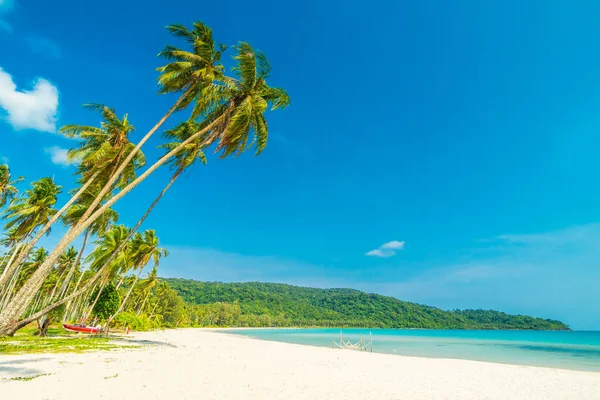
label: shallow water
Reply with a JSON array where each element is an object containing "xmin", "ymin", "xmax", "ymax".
[{"xmin": 224, "ymin": 328, "xmax": 600, "ymax": 372}]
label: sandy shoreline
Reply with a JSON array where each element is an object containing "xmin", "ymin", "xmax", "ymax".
[{"xmin": 1, "ymin": 329, "xmax": 599, "ymax": 399}]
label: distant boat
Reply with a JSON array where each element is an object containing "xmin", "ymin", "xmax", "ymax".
[{"xmin": 62, "ymin": 323, "xmax": 102, "ymax": 334}]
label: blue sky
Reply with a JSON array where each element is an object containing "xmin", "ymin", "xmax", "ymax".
[{"xmin": 1, "ymin": 1, "xmax": 600, "ymax": 329}]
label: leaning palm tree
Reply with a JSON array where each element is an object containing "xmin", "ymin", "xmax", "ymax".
[
  {"xmin": 81, "ymin": 225, "xmax": 131, "ymax": 320},
  {"xmin": 57, "ymin": 188, "xmax": 119, "ymax": 301},
  {"xmin": 46, "ymin": 246, "xmax": 78, "ymax": 302},
  {"xmin": 0, "ymin": 247, "xmax": 47, "ymax": 312},
  {"xmin": 0, "ymin": 177, "xmax": 62, "ymax": 290},
  {"xmin": 2, "ymin": 177, "xmax": 62, "ymax": 240},
  {"xmin": 157, "ymin": 22, "xmax": 227, "ymax": 119},
  {"xmin": 0, "ymin": 31, "xmax": 289, "ymax": 337},
  {"xmin": 0, "ymin": 164, "xmax": 22, "ymax": 209},
  {"xmin": 61, "ymin": 104, "xmax": 145, "ymax": 191},
  {"xmin": 135, "ymin": 265, "xmax": 159, "ymax": 315},
  {"xmin": 105, "ymin": 230, "xmax": 167, "ymax": 331},
  {"xmin": 1, "ymin": 105, "xmax": 142, "ymax": 301},
  {"xmin": 54, "ymin": 22, "xmax": 223, "ymax": 237}
]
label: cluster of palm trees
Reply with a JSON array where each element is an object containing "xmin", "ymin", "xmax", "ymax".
[{"xmin": 0, "ymin": 21, "xmax": 289, "ymax": 337}]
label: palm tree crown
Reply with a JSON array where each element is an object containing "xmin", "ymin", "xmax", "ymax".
[
  {"xmin": 86, "ymin": 225, "xmax": 131, "ymax": 277},
  {"xmin": 197, "ymin": 42, "xmax": 291, "ymax": 158},
  {"xmin": 0, "ymin": 165, "xmax": 23, "ymax": 209},
  {"xmin": 3, "ymin": 177, "xmax": 62, "ymax": 240},
  {"xmin": 157, "ymin": 22, "xmax": 227, "ymax": 119},
  {"xmin": 59, "ymin": 104, "xmax": 146, "ymax": 190},
  {"xmin": 130, "ymin": 230, "xmax": 168, "ymax": 270}
]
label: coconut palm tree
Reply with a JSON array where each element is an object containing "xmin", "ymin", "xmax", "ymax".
[
  {"xmin": 2, "ymin": 177, "xmax": 62, "ymax": 240},
  {"xmin": 0, "ymin": 248, "xmax": 47, "ymax": 311},
  {"xmin": 57, "ymin": 189, "xmax": 120, "ymax": 301},
  {"xmin": 47, "ymin": 246, "xmax": 78, "ymax": 302},
  {"xmin": 157, "ymin": 22, "xmax": 227, "ymax": 119},
  {"xmin": 135, "ymin": 265, "xmax": 159, "ymax": 315},
  {"xmin": 61, "ymin": 104, "xmax": 145, "ymax": 191},
  {"xmin": 1, "ymin": 106, "xmax": 144, "ymax": 294},
  {"xmin": 0, "ymin": 164, "xmax": 22, "ymax": 209},
  {"xmin": 82, "ymin": 225, "xmax": 131, "ymax": 319},
  {"xmin": 0, "ymin": 31, "xmax": 289, "ymax": 337},
  {"xmin": 0, "ymin": 178, "xmax": 62, "ymax": 290},
  {"xmin": 56, "ymin": 22, "xmax": 223, "ymax": 239},
  {"xmin": 105, "ymin": 230, "xmax": 167, "ymax": 331}
]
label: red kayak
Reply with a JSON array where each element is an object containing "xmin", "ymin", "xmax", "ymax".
[{"xmin": 63, "ymin": 323, "xmax": 102, "ymax": 334}]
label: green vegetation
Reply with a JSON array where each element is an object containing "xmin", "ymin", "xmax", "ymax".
[
  {"xmin": 91, "ymin": 283, "xmax": 120, "ymax": 321},
  {"xmin": 0, "ymin": 323, "xmax": 138, "ymax": 355},
  {"xmin": 9, "ymin": 374, "xmax": 52, "ymax": 381},
  {"xmin": 0, "ymin": 335, "xmax": 127, "ymax": 355},
  {"xmin": 0, "ymin": 20, "xmax": 289, "ymax": 337},
  {"xmin": 165, "ymin": 279, "xmax": 570, "ymax": 330}
]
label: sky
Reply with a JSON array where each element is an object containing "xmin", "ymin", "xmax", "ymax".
[{"xmin": 1, "ymin": 0, "xmax": 600, "ymax": 329}]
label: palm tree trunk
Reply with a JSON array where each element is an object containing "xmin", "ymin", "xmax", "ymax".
[
  {"xmin": 58, "ymin": 229, "xmax": 90, "ymax": 300},
  {"xmin": 149, "ymin": 298, "xmax": 160, "ymax": 320},
  {"xmin": 115, "ymin": 274, "xmax": 126, "ymax": 291},
  {"xmin": 71, "ymin": 86, "xmax": 196, "ymax": 233},
  {"xmin": 0, "ymin": 244, "xmax": 19, "ymax": 285},
  {"xmin": 84, "ymin": 276, "xmax": 108, "ymax": 321},
  {"xmin": 28, "ymin": 291, "xmax": 42, "ymax": 318},
  {"xmin": 63, "ymin": 266, "xmax": 88, "ymax": 322},
  {"xmin": 0, "ymin": 114, "xmax": 219, "ymax": 336},
  {"xmin": 0, "ymin": 265, "xmax": 22, "ymax": 310},
  {"xmin": 6, "ymin": 267, "xmax": 106, "ymax": 335},
  {"xmin": 136, "ymin": 291, "xmax": 151, "ymax": 316},
  {"xmin": 3, "ymin": 87, "xmax": 193, "ymax": 289},
  {"xmin": 46, "ymin": 267, "xmax": 68, "ymax": 304},
  {"xmin": 104, "ymin": 265, "xmax": 146, "ymax": 334},
  {"xmin": 0, "ymin": 244, "xmax": 21, "ymax": 290},
  {"xmin": 0, "ymin": 173, "xmax": 99, "ymax": 289}
]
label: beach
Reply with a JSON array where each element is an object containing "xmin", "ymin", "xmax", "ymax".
[{"xmin": 1, "ymin": 329, "xmax": 600, "ymax": 399}]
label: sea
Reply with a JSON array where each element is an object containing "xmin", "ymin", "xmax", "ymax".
[{"xmin": 223, "ymin": 328, "xmax": 600, "ymax": 372}]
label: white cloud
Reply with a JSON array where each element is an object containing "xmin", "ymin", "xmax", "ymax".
[
  {"xmin": 381, "ymin": 240, "xmax": 405, "ymax": 250},
  {"xmin": 45, "ymin": 146, "xmax": 77, "ymax": 167},
  {"xmin": 365, "ymin": 249, "xmax": 388, "ymax": 257},
  {"xmin": 26, "ymin": 35, "xmax": 61, "ymax": 59},
  {"xmin": 366, "ymin": 240, "xmax": 405, "ymax": 257},
  {"xmin": 0, "ymin": 67, "xmax": 59, "ymax": 132},
  {"xmin": 0, "ymin": 155, "xmax": 8, "ymax": 163}
]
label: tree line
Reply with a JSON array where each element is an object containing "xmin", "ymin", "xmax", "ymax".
[
  {"xmin": 0, "ymin": 21, "xmax": 290, "ymax": 337},
  {"xmin": 164, "ymin": 279, "xmax": 570, "ymax": 330}
]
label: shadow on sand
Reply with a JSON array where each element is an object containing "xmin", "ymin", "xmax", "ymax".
[
  {"xmin": 0, "ymin": 357, "xmax": 50, "ymax": 378},
  {"xmin": 112, "ymin": 337, "xmax": 178, "ymax": 348}
]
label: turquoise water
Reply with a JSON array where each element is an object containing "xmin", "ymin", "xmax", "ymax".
[{"xmin": 224, "ymin": 328, "xmax": 600, "ymax": 372}]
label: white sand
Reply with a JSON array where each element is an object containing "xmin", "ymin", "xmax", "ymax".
[{"xmin": 1, "ymin": 329, "xmax": 600, "ymax": 399}]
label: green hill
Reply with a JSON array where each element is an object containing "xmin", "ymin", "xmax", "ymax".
[{"xmin": 164, "ymin": 279, "xmax": 569, "ymax": 330}]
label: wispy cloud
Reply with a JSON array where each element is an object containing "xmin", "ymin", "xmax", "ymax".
[
  {"xmin": 0, "ymin": 67, "xmax": 59, "ymax": 132},
  {"xmin": 45, "ymin": 146, "xmax": 77, "ymax": 167},
  {"xmin": 26, "ymin": 35, "xmax": 61, "ymax": 59},
  {"xmin": 159, "ymin": 224, "xmax": 600, "ymax": 330},
  {"xmin": 366, "ymin": 240, "xmax": 405, "ymax": 257},
  {"xmin": 0, "ymin": 155, "xmax": 8, "ymax": 164},
  {"xmin": 370, "ymin": 224, "xmax": 600, "ymax": 330}
]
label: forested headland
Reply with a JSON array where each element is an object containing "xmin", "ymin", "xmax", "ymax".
[{"xmin": 164, "ymin": 279, "xmax": 570, "ymax": 330}]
